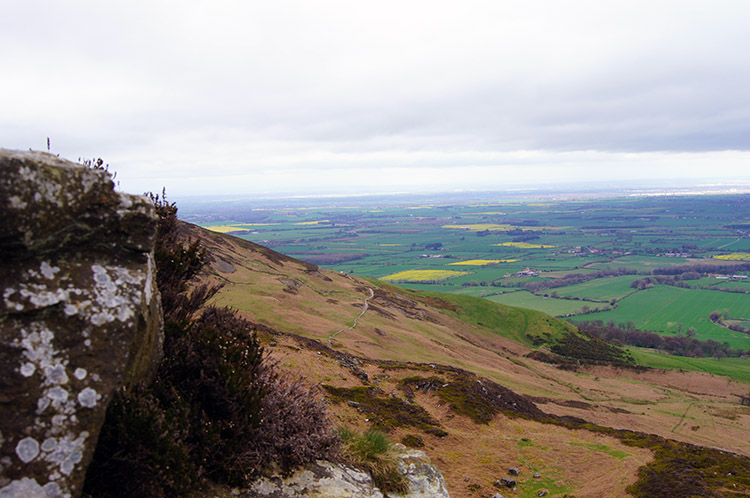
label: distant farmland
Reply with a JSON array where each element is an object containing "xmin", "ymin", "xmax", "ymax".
[{"xmin": 191, "ymin": 193, "xmax": 750, "ymax": 356}]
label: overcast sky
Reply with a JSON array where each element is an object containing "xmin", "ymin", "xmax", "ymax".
[{"xmin": 2, "ymin": 0, "xmax": 750, "ymax": 197}]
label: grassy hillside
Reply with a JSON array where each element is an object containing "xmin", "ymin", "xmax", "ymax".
[
  {"xmin": 371, "ymin": 281, "xmax": 577, "ymax": 346},
  {"xmin": 487, "ymin": 290, "xmax": 605, "ymax": 316},
  {"xmin": 629, "ymin": 347, "xmax": 750, "ymax": 382},
  {"xmin": 177, "ymin": 221, "xmax": 750, "ymax": 496}
]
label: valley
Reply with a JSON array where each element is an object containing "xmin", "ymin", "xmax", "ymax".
[{"xmin": 177, "ymin": 215, "xmax": 750, "ymax": 497}]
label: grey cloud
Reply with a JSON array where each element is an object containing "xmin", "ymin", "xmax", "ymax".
[{"xmin": 2, "ymin": 0, "xmax": 750, "ymax": 195}]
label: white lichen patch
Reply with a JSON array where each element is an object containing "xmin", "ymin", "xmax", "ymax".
[
  {"xmin": 89, "ymin": 264, "xmax": 141, "ymax": 324},
  {"xmin": 117, "ymin": 193, "xmax": 133, "ymax": 209},
  {"xmin": 46, "ymin": 387, "xmax": 69, "ymax": 403},
  {"xmin": 5, "ymin": 262, "xmax": 146, "ymax": 329},
  {"xmin": 45, "ymin": 365, "xmax": 68, "ymax": 385},
  {"xmin": 0, "ymin": 476, "xmax": 70, "ymax": 498},
  {"xmin": 17, "ymin": 286, "xmax": 67, "ymax": 308},
  {"xmin": 16, "ymin": 325, "xmax": 64, "ymax": 385},
  {"xmin": 38, "ymin": 432, "xmax": 88, "ymax": 477},
  {"xmin": 15, "ymin": 437, "xmax": 40, "ymax": 463},
  {"xmin": 73, "ymin": 368, "xmax": 87, "ymax": 380},
  {"xmin": 7, "ymin": 195, "xmax": 28, "ymax": 209},
  {"xmin": 144, "ymin": 253, "xmax": 154, "ymax": 302},
  {"xmin": 77, "ymin": 388, "xmax": 100, "ymax": 408},
  {"xmin": 20, "ymin": 362, "xmax": 36, "ymax": 377},
  {"xmin": 39, "ymin": 262, "xmax": 60, "ymax": 280}
]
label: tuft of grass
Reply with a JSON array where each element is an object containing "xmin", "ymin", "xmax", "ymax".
[
  {"xmin": 518, "ymin": 437, "xmax": 534, "ymax": 448},
  {"xmin": 338, "ymin": 428, "xmax": 409, "ymax": 494}
]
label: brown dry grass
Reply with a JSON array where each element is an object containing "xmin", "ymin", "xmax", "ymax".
[{"xmin": 265, "ymin": 339, "xmax": 653, "ymax": 498}]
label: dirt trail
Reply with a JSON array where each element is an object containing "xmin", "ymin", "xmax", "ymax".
[{"xmin": 327, "ymin": 287, "xmax": 374, "ymax": 348}]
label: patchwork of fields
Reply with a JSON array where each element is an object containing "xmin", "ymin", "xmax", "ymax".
[{"xmin": 186, "ymin": 192, "xmax": 750, "ymax": 370}]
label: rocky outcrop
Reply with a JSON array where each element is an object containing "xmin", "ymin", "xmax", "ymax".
[
  {"xmin": 247, "ymin": 460, "xmax": 385, "ymax": 498},
  {"xmin": 392, "ymin": 445, "xmax": 450, "ymax": 498},
  {"xmin": 243, "ymin": 445, "xmax": 450, "ymax": 498},
  {"xmin": 0, "ymin": 149, "xmax": 163, "ymax": 497}
]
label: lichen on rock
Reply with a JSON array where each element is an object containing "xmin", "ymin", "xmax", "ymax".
[
  {"xmin": 237, "ymin": 445, "xmax": 450, "ymax": 498},
  {"xmin": 0, "ymin": 149, "xmax": 163, "ymax": 497}
]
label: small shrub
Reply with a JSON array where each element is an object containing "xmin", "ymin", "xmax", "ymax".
[
  {"xmin": 84, "ymin": 392, "xmax": 193, "ymax": 498},
  {"xmin": 323, "ymin": 385, "xmax": 441, "ymax": 431},
  {"xmin": 401, "ymin": 373, "xmax": 545, "ymax": 424},
  {"xmin": 550, "ymin": 332, "xmax": 635, "ymax": 367},
  {"xmin": 244, "ymin": 374, "xmax": 340, "ymax": 475},
  {"xmin": 424, "ymin": 427, "xmax": 449, "ymax": 438},
  {"xmin": 401, "ymin": 434, "xmax": 425, "ymax": 448},
  {"xmin": 338, "ymin": 428, "xmax": 409, "ymax": 494}
]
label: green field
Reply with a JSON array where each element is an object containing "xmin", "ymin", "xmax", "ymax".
[
  {"xmin": 486, "ymin": 291, "xmax": 606, "ymax": 317},
  {"xmin": 577, "ymin": 286, "xmax": 750, "ymax": 349},
  {"xmin": 629, "ymin": 347, "xmax": 750, "ymax": 382},
  {"xmin": 552, "ymin": 275, "xmax": 638, "ymax": 301}
]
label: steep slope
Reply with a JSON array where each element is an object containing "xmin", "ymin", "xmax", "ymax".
[{"xmin": 180, "ymin": 221, "xmax": 750, "ymax": 497}]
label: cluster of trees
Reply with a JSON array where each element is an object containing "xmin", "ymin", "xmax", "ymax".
[
  {"xmin": 629, "ymin": 272, "xmax": 701, "ymax": 290},
  {"xmin": 296, "ymin": 251, "xmax": 369, "ymax": 265},
  {"xmin": 710, "ymin": 310, "xmax": 750, "ymax": 334},
  {"xmin": 651, "ymin": 262, "xmax": 750, "ymax": 275},
  {"xmin": 703, "ymin": 285, "xmax": 749, "ymax": 294},
  {"xmin": 576, "ymin": 321, "xmax": 746, "ymax": 359},
  {"xmin": 523, "ymin": 267, "xmax": 636, "ymax": 293}
]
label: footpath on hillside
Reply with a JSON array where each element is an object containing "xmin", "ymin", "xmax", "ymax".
[{"xmin": 328, "ymin": 287, "xmax": 374, "ymax": 348}]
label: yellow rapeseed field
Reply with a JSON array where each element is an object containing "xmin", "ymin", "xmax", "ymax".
[
  {"xmin": 714, "ymin": 253, "xmax": 750, "ymax": 261},
  {"xmin": 449, "ymin": 259, "xmax": 520, "ymax": 265},
  {"xmin": 494, "ymin": 242, "xmax": 557, "ymax": 249},
  {"xmin": 203, "ymin": 225, "xmax": 244, "ymax": 233},
  {"xmin": 294, "ymin": 220, "xmax": 330, "ymax": 225},
  {"xmin": 203, "ymin": 223, "xmax": 276, "ymax": 233},
  {"xmin": 381, "ymin": 270, "xmax": 472, "ymax": 282}
]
